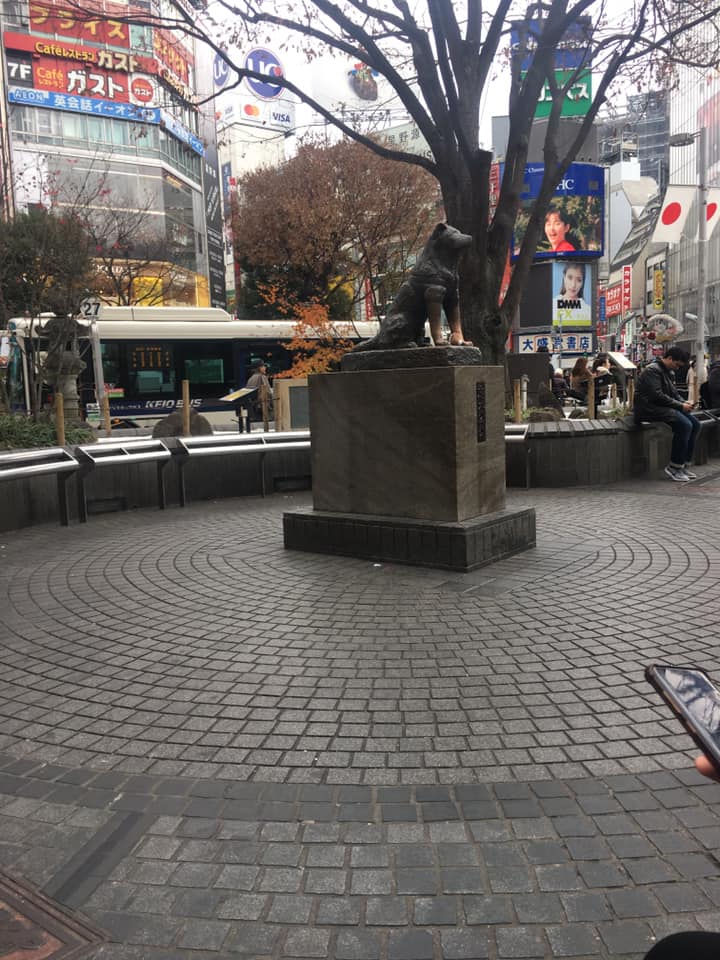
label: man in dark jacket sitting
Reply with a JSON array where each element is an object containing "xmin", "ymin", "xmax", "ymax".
[{"xmin": 633, "ymin": 347, "xmax": 700, "ymax": 482}]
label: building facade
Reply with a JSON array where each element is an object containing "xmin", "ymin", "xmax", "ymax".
[{"xmin": 1, "ymin": 0, "xmax": 225, "ymax": 307}]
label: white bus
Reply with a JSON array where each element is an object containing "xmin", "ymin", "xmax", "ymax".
[{"xmin": 3, "ymin": 306, "xmax": 380, "ymax": 429}]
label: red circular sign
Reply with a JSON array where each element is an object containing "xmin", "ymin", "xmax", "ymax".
[
  {"xmin": 131, "ymin": 78, "xmax": 154, "ymax": 104},
  {"xmin": 661, "ymin": 202, "xmax": 683, "ymax": 225}
]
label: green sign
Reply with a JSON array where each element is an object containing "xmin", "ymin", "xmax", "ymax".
[{"xmin": 533, "ymin": 69, "xmax": 592, "ymax": 118}]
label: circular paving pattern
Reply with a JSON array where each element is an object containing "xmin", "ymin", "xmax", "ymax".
[{"xmin": 1, "ymin": 482, "xmax": 720, "ymax": 786}]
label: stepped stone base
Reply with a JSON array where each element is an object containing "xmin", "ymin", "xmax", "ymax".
[{"xmin": 283, "ymin": 506, "xmax": 536, "ymax": 572}]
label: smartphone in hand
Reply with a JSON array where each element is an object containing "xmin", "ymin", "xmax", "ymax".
[{"xmin": 646, "ymin": 665, "xmax": 720, "ymax": 775}]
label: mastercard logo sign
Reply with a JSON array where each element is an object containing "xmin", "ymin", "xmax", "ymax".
[{"xmin": 243, "ymin": 103, "xmax": 260, "ymax": 116}]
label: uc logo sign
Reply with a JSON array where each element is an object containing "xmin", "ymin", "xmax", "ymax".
[
  {"xmin": 244, "ymin": 47, "xmax": 284, "ymax": 100},
  {"xmin": 214, "ymin": 53, "xmax": 230, "ymax": 89}
]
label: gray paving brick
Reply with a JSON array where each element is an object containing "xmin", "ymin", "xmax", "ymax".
[
  {"xmin": 366, "ymin": 897, "xmax": 408, "ymax": 925},
  {"xmin": 335, "ymin": 929, "xmax": 382, "ymax": 960},
  {"xmin": 440, "ymin": 928, "xmax": 490, "ymax": 959},
  {"xmin": 266, "ymin": 894, "xmax": 314, "ymax": 924},
  {"xmin": 597, "ymin": 920, "xmax": 655, "ymax": 955},
  {"xmin": 350, "ymin": 868, "xmax": 393, "ymax": 895},
  {"xmin": 283, "ymin": 928, "xmax": 332, "ymax": 958},
  {"xmin": 304, "ymin": 868, "xmax": 347, "ymax": 894},
  {"xmin": 654, "ymin": 882, "xmax": 712, "ymax": 912},
  {"xmin": 388, "ymin": 929, "xmax": 434, "ymax": 960},
  {"xmin": 545, "ymin": 924, "xmax": 602, "ymax": 956},
  {"xmin": 464, "ymin": 895, "xmax": 513, "ymax": 925},
  {"xmin": 496, "ymin": 925, "xmax": 547, "ymax": 958},
  {"xmin": 176, "ymin": 918, "xmax": 231, "ymax": 951},
  {"xmin": 561, "ymin": 892, "xmax": 611, "ymax": 922},
  {"xmin": 316, "ymin": 897, "xmax": 362, "ymax": 925},
  {"xmin": 513, "ymin": 893, "xmax": 565, "ymax": 923}
]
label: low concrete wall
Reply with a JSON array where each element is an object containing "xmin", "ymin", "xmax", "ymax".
[
  {"xmin": 0, "ymin": 439, "xmax": 312, "ymax": 533},
  {"xmin": 505, "ymin": 416, "xmax": 719, "ymax": 488},
  {"xmin": 2, "ymin": 417, "xmax": 718, "ymax": 531}
]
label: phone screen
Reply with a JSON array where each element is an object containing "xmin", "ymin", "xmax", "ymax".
[{"xmin": 653, "ymin": 665, "xmax": 720, "ymax": 746}]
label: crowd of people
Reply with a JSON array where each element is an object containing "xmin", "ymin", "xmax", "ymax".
[{"xmin": 546, "ymin": 351, "xmax": 618, "ymax": 405}]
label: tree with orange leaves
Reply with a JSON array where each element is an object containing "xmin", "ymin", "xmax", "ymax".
[
  {"xmin": 232, "ymin": 138, "xmax": 440, "ymax": 321},
  {"xmin": 259, "ymin": 284, "xmax": 357, "ymax": 379}
]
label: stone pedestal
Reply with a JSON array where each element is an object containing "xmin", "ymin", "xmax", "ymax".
[{"xmin": 283, "ymin": 350, "xmax": 536, "ymax": 571}]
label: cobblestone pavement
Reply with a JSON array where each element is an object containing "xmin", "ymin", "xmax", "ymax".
[{"xmin": 1, "ymin": 468, "xmax": 720, "ymax": 959}]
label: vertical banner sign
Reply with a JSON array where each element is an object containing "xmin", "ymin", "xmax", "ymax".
[
  {"xmin": 622, "ymin": 265, "xmax": 632, "ymax": 312},
  {"xmin": 653, "ymin": 266, "xmax": 665, "ymax": 311},
  {"xmin": 195, "ymin": 43, "xmax": 227, "ymax": 308}
]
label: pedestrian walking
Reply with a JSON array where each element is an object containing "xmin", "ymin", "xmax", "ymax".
[
  {"xmin": 246, "ymin": 359, "xmax": 272, "ymax": 427},
  {"xmin": 633, "ymin": 346, "xmax": 700, "ymax": 482}
]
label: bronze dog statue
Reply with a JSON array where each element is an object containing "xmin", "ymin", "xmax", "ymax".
[{"xmin": 352, "ymin": 223, "xmax": 472, "ymax": 352}]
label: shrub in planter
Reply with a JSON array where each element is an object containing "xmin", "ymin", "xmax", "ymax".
[{"xmin": 0, "ymin": 414, "xmax": 96, "ymax": 450}]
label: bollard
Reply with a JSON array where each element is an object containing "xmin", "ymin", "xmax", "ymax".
[
  {"xmin": 182, "ymin": 379, "xmax": 190, "ymax": 436},
  {"xmin": 55, "ymin": 392, "xmax": 65, "ymax": 446},
  {"xmin": 513, "ymin": 379, "xmax": 522, "ymax": 424},
  {"xmin": 102, "ymin": 395, "xmax": 111, "ymax": 435},
  {"xmin": 587, "ymin": 381, "xmax": 596, "ymax": 419}
]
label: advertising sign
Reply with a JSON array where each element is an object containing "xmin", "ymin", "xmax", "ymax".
[
  {"xmin": 217, "ymin": 97, "xmax": 295, "ymax": 132},
  {"xmin": 603, "ymin": 283, "xmax": 623, "ymax": 317},
  {"xmin": 4, "ymin": 31, "xmax": 161, "ymax": 105},
  {"xmin": 4, "ymin": 32, "xmax": 154, "ymax": 72},
  {"xmin": 534, "ymin": 69, "xmax": 592, "ymax": 118},
  {"xmin": 29, "ymin": 1, "xmax": 130, "ymax": 48},
  {"xmin": 195, "ymin": 42, "xmax": 227, "ymax": 309},
  {"xmin": 160, "ymin": 109, "xmax": 204, "ymax": 156},
  {"xmin": 518, "ymin": 332, "xmax": 594, "ymax": 354},
  {"xmin": 511, "ymin": 16, "xmax": 592, "ymax": 119},
  {"xmin": 512, "ymin": 162, "xmax": 604, "ymax": 261},
  {"xmin": 7, "ymin": 84, "xmax": 160, "ymax": 122},
  {"xmin": 308, "ymin": 54, "xmax": 401, "ymax": 115},
  {"xmin": 653, "ymin": 266, "xmax": 665, "ymax": 311},
  {"xmin": 622, "ymin": 264, "xmax": 632, "ymax": 312},
  {"xmin": 153, "ymin": 29, "xmax": 193, "ymax": 85},
  {"xmin": 511, "ymin": 17, "xmax": 592, "ymax": 71},
  {"xmin": 244, "ymin": 47, "xmax": 284, "ymax": 100},
  {"xmin": 552, "ymin": 261, "xmax": 592, "ymax": 327}
]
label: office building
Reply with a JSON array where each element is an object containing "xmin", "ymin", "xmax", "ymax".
[{"xmin": 1, "ymin": 0, "xmax": 225, "ymax": 307}]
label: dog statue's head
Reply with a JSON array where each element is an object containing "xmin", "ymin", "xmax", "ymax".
[{"xmin": 429, "ymin": 222, "xmax": 473, "ymax": 252}]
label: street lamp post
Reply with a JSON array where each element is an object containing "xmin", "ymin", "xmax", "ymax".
[{"xmin": 669, "ymin": 128, "xmax": 708, "ymax": 391}]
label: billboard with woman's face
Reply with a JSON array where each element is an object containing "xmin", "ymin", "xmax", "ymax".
[
  {"xmin": 512, "ymin": 162, "xmax": 604, "ymax": 261},
  {"xmin": 552, "ymin": 261, "xmax": 592, "ymax": 327}
]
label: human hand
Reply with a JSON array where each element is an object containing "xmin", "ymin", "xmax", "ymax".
[
  {"xmin": 682, "ymin": 401, "xmax": 694, "ymax": 412},
  {"xmin": 695, "ymin": 754, "xmax": 720, "ymax": 782}
]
